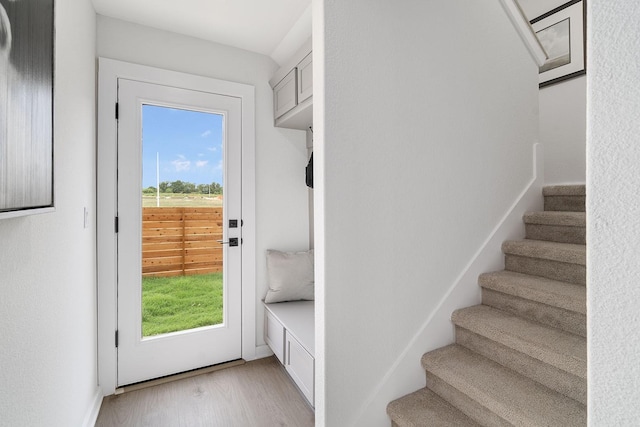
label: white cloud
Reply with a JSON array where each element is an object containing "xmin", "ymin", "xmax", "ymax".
[
  {"xmin": 207, "ymin": 146, "xmax": 217, "ymax": 152},
  {"xmin": 172, "ymin": 155, "xmax": 191, "ymax": 172},
  {"xmin": 196, "ymin": 160, "xmax": 209, "ymax": 168},
  {"xmin": 538, "ymin": 19, "xmax": 570, "ymax": 59},
  {"xmin": 201, "ymin": 130, "xmax": 212, "ymax": 138}
]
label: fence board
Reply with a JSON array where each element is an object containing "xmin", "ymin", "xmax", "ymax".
[
  {"xmin": 184, "ymin": 248, "xmax": 221, "ymax": 256},
  {"xmin": 142, "ymin": 249, "xmax": 184, "ymax": 258},
  {"xmin": 142, "ymin": 220, "xmax": 183, "ymax": 229},
  {"xmin": 185, "ymin": 240, "xmax": 221, "ymax": 248},
  {"xmin": 143, "ymin": 242, "xmax": 184, "ymax": 251},
  {"xmin": 142, "ymin": 214, "xmax": 183, "ymax": 222},
  {"xmin": 184, "ymin": 220, "xmax": 223, "ymax": 228},
  {"xmin": 143, "ymin": 228, "xmax": 184, "ymax": 237},
  {"xmin": 144, "ymin": 263, "xmax": 184, "ymax": 273},
  {"xmin": 141, "ymin": 207, "xmax": 224, "ymax": 277},
  {"xmin": 143, "ymin": 234, "xmax": 222, "ymax": 244}
]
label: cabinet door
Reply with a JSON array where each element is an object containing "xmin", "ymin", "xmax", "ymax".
[
  {"xmin": 265, "ymin": 310, "xmax": 285, "ymax": 364},
  {"xmin": 285, "ymin": 331, "xmax": 314, "ymax": 406},
  {"xmin": 273, "ymin": 69, "xmax": 297, "ymax": 119},
  {"xmin": 297, "ymin": 53, "xmax": 313, "ymax": 104}
]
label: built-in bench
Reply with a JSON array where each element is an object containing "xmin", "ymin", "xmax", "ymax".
[{"xmin": 264, "ymin": 301, "xmax": 314, "ymax": 407}]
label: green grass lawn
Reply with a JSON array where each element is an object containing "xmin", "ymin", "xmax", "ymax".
[{"xmin": 142, "ymin": 273, "xmax": 223, "ymax": 337}]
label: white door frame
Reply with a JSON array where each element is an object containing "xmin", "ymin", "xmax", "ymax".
[{"xmin": 97, "ymin": 58, "xmax": 256, "ymax": 395}]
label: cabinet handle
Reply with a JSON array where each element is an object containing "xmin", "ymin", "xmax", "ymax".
[{"xmin": 286, "ymin": 341, "xmax": 291, "ymax": 366}]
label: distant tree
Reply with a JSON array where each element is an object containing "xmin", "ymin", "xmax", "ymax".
[
  {"xmin": 183, "ymin": 182, "xmax": 196, "ymax": 194},
  {"xmin": 156, "ymin": 180, "xmax": 220, "ymax": 195},
  {"xmin": 209, "ymin": 182, "xmax": 223, "ymax": 194},
  {"xmin": 170, "ymin": 180, "xmax": 185, "ymax": 194}
]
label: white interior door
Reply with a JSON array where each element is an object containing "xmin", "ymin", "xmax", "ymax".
[{"xmin": 116, "ymin": 78, "xmax": 242, "ymax": 386}]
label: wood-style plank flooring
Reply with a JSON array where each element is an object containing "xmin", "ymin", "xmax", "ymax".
[{"xmin": 95, "ymin": 357, "xmax": 314, "ymax": 427}]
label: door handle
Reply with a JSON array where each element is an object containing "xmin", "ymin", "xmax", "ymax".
[{"xmin": 217, "ymin": 238, "xmax": 239, "ymax": 247}]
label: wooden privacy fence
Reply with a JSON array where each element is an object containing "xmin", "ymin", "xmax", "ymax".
[{"xmin": 142, "ymin": 207, "xmax": 223, "ymax": 278}]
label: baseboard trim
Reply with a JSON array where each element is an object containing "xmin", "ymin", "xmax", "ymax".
[
  {"xmin": 352, "ymin": 143, "xmax": 544, "ymax": 426},
  {"xmin": 82, "ymin": 387, "xmax": 103, "ymax": 427},
  {"xmin": 254, "ymin": 344, "xmax": 275, "ymax": 360}
]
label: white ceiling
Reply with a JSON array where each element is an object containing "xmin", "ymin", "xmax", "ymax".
[{"xmin": 91, "ymin": 0, "xmax": 311, "ymax": 65}]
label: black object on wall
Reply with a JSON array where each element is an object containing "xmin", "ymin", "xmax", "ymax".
[{"xmin": 305, "ymin": 153, "xmax": 313, "ymax": 189}]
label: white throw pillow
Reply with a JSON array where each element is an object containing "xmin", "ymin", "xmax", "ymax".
[{"xmin": 264, "ymin": 249, "xmax": 314, "ymax": 303}]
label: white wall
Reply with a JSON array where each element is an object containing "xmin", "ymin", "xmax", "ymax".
[
  {"xmin": 314, "ymin": 0, "xmax": 540, "ymax": 425},
  {"xmin": 0, "ymin": 0, "xmax": 100, "ymax": 425},
  {"xmin": 588, "ymin": 0, "xmax": 640, "ymax": 424},
  {"xmin": 539, "ymin": 75, "xmax": 586, "ymax": 184},
  {"xmin": 518, "ymin": 0, "xmax": 586, "ymax": 184},
  {"xmin": 96, "ymin": 16, "xmax": 310, "ymax": 352}
]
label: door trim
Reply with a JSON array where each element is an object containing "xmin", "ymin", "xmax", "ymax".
[{"xmin": 97, "ymin": 58, "xmax": 256, "ymax": 395}]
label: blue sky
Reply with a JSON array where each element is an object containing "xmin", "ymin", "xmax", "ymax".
[{"xmin": 142, "ymin": 105, "xmax": 224, "ymax": 188}]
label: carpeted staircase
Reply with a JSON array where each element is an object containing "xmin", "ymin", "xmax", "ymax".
[{"xmin": 387, "ymin": 185, "xmax": 586, "ymax": 426}]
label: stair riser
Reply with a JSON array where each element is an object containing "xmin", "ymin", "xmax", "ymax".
[
  {"xmin": 482, "ymin": 288, "xmax": 586, "ymax": 337},
  {"xmin": 387, "ymin": 388, "xmax": 482, "ymax": 427},
  {"xmin": 505, "ymin": 255, "xmax": 586, "ymax": 285},
  {"xmin": 425, "ymin": 373, "xmax": 512, "ymax": 427},
  {"xmin": 455, "ymin": 327, "xmax": 587, "ymax": 405},
  {"xmin": 525, "ymin": 224, "xmax": 586, "ymax": 245},
  {"xmin": 544, "ymin": 195, "xmax": 586, "ymax": 212}
]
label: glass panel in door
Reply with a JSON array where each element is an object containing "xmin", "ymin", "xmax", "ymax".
[{"xmin": 141, "ymin": 105, "xmax": 225, "ymax": 337}]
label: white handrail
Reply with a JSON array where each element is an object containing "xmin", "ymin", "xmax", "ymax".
[{"xmin": 499, "ymin": 0, "xmax": 547, "ymax": 67}]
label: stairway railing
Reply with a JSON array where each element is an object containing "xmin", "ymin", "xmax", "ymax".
[{"xmin": 499, "ymin": 0, "xmax": 547, "ymax": 67}]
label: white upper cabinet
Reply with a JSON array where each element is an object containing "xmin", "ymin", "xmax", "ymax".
[
  {"xmin": 297, "ymin": 52, "xmax": 313, "ymax": 104},
  {"xmin": 274, "ymin": 69, "xmax": 297, "ymax": 119},
  {"xmin": 270, "ymin": 38, "xmax": 312, "ymax": 130}
]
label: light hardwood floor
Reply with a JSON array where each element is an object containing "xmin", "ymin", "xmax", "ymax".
[{"xmin": 95, "ymin": 357, "xmax": 314, "ymax": 427}]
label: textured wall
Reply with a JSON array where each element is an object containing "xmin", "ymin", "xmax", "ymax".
[
  {"xmin": 0, "ymin": 0, "xmax": 99, "ymax": 425},
  {"xmin": 588, "ymin": 0, "xmax": 640, "ymax": 424},
  {"xmin": 97, "ymin": 16, "xmax": 310, "ymax": 351},
  {"xmin": 314, "ymin": 0, "xmax": 540, "ymax": 425}
]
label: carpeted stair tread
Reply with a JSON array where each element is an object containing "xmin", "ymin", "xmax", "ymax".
[
  {"xmin": 523, "ymin": 211, "xmax": 585, "ymax": 226},
  {"xmin": 422, "ymin": 345, "xmax": 587, "ymax": 426},
  {"xmin": 502, "ymin": 239, "xmax": 585, "ymax": 265},
  {"xmin": 524, "ymin": 211, "xmax": 586, "ymax": 244},
  {"xmin": 455, "ymin": 326, "xmax": 587, "ymax": 404},
  {"xmin": 387, "ymin": 388, "xmax": 481, "ymax": 427},
  {"xmin": 543, "ymin": 185, "xmax": 586, "ymax": 212},
  {"xmin": 452, "ymin": 305, "xmax": 586, "ymax": 378},
  {"xmin": 479, "ymin": 270, "xmax": 586, "ymax": 314},
  {"xmin": 542, "ymin": 185, "xmax": 585, "ymax": 196}
]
